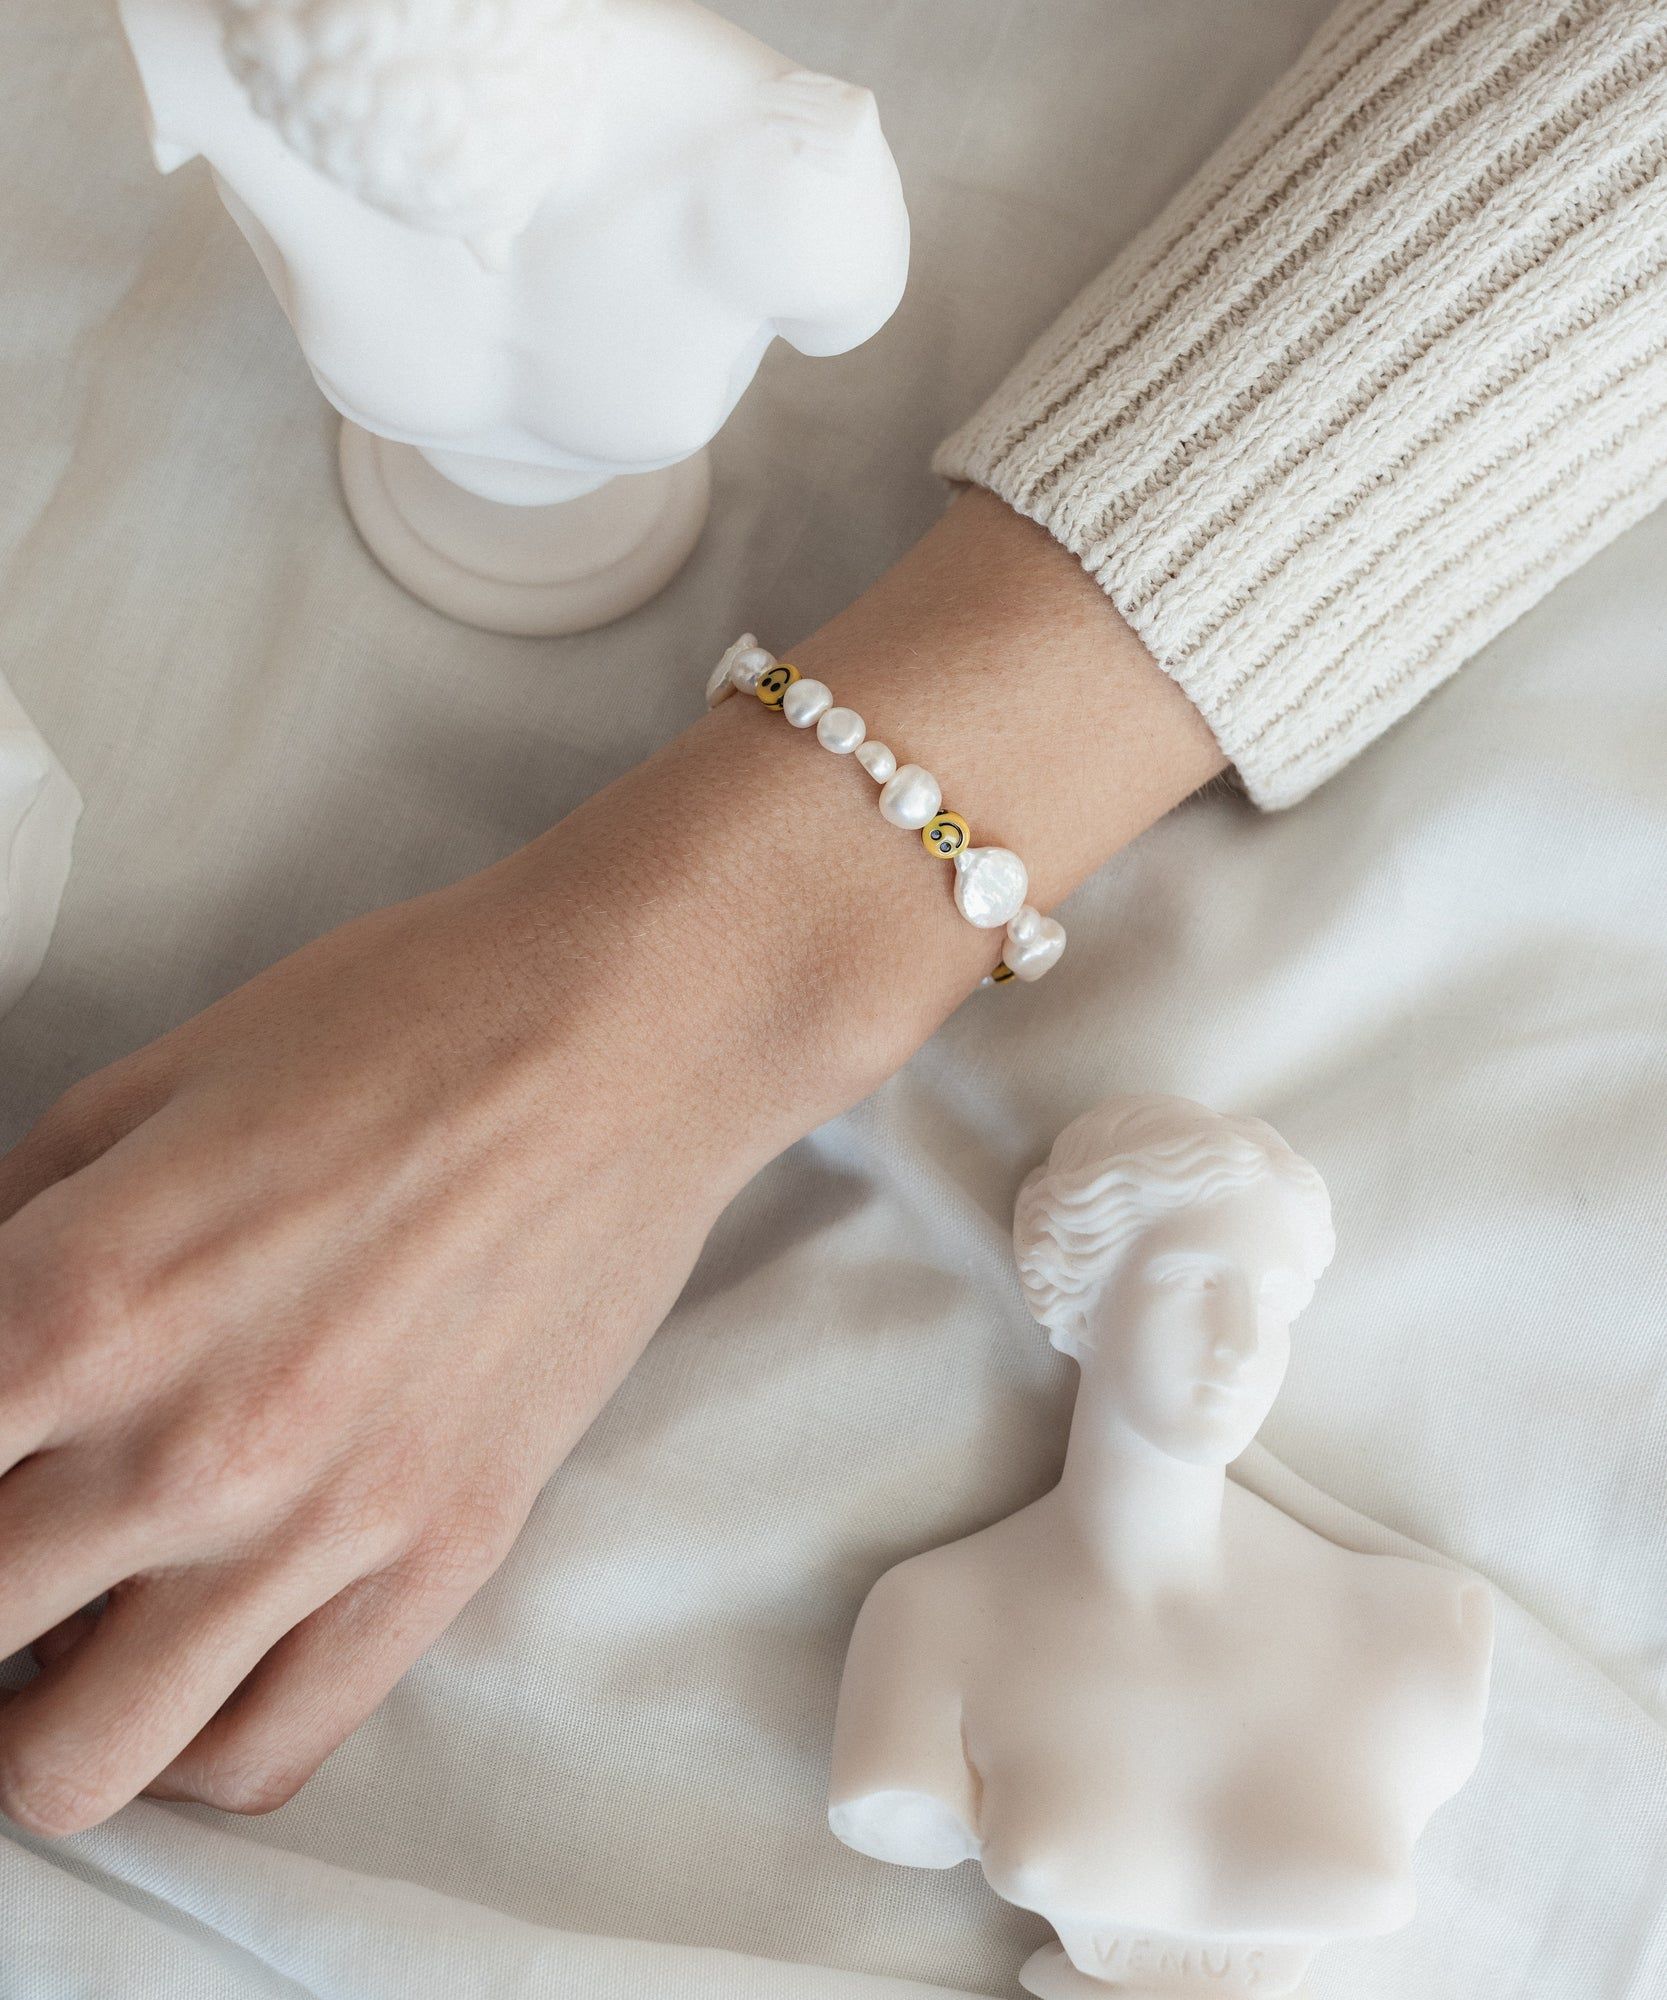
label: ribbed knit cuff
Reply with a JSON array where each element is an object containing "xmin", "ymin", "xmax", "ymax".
[{"xmin": 935, "ymin": 0, "xmax": 1667, "ymax": 808}]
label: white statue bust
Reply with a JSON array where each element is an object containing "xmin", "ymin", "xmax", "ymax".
[
  {"xmin": 829, "ymin": 1095, "xmax": 1493, "ymax": 2000},
  {"xmin": 115, "ymin": 0, "xmax": 910, "ymax": 634}
]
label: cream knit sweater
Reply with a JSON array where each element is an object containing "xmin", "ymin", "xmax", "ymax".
[{"xmin": 935, "ymin": 0, "xmax": 1667, "ymax": 809}]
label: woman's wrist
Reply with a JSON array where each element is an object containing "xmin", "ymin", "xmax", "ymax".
[{"xmin": 489, "ymin": 491, "xmax": 1226, "ymax": 1186}]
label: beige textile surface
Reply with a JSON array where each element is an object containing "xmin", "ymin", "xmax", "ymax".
[{"xmin": 3, "ymin": 4, "xmax": 1666, "ymax": 1997}]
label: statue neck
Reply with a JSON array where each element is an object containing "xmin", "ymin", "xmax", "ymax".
[{"xmin": 1056, "ymin": 1369, "xmax": 1227, "ymax": 1599}]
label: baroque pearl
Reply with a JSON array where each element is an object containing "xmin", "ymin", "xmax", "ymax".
[
  {"xmin": 879, "ymin": 763, "xmax": 942, "ymax": 830},
  {"xmin": 781, "ymin": 676, "xmax": 833, "ymax": 728},
  {"xmin": 857, "ymin": 741, "xmax": 896, "ymax": 783},
  {"xmin": 954, "ymin": 846, "xmax": 1029, "ymax": 928},
  {"xmin": 707, "ymin": 633, "xmax": 761, "ymax": 708},
  {"xmin": 817, "ymin": 706, "xmax": 866, "ymax": 754},
  {"xmin": 1003, "ymin": 905, "xmax": 1067, "ymax": 980}
]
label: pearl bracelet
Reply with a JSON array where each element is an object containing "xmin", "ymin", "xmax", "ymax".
[{"xmin": 706, "ymin": 635, "xmax": 1066, "ymax": 986}]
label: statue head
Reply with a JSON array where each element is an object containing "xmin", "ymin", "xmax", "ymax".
[
  {"xmin": 219, "ymin": 0, "xmax": 595, "ymax": 263},
  {"xmin": 1014, "ymin": 1095, "xmax": 1334, "ymax": 1464}
]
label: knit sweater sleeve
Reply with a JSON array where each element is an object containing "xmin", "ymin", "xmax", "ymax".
[{"xmin": 933, "ymin": 0, "xmax": 1667, "ymax": 809}]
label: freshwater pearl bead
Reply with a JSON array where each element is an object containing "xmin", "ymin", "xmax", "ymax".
[
  {"xmin": 1002, "ymin": 905, "xmax": 1067, "ymax": 980},
  {"xmin": 729, "ymin": 644, "xmax": 773, "ymax": 694},
  {"xmin": 879, "ymin": 764, "xmax": 942, "ymax": 830},
  {"xmin": 954, "ymin": 846, "xmax": 1029, "ymax": 929},
  {"xmin": 707, "ymin": 634, "xmax": 760, "ymax": 708},
  {"xmin": 857, "ymin": 741, "xmax": 896, "ymax": 784},
  {"xmin": 782, "ymin": 677, "xmax": 834, "ymax": 728},
  {"xmin": 817, "ymin": 706, "xmax": 866, "ymax": 754}
]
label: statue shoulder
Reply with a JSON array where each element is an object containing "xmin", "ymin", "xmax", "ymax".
[
  {"xmin": 851, "ymin": 1528, "xmax": 990, "ymax": 1650},
  {"xmin": 1308, "ymin": 1541, "xmax": 1495, "ymax": 1756},
  {"xmin": 829, "ymin": 1531, "xmax": 994, "ymax": 1870},
  {"xmin": 1364, "ymin": 1553, "xmax": 1494, "ymax": 1689},
  {"xmin": 694, "ymin": 64, "xmax": 909, "ymax": 353},
  {"xmin": 1229, "ymin": 1488, "xmax": 1494, "ymax": 1703}
]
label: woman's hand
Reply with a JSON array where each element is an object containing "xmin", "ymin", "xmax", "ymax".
[
  {"xmin": 0, "ymin": 492, "xmax": 1223, "ymax": 1836},
  {"xmin": 0, "ymin": 849, "xmax": 752, "ymax": 1835}
]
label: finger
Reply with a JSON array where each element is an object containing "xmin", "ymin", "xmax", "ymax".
[
  {"xmin": 0, "ymin": 1085, "xmax": 175, "ymax": 1478},
  {"xmin": 0, "ymin": 1561, "xmax": 329, "ymax": 1839},
  {"xmin": 0, "ymin": 1450, "xmax": 185, "ymax": 1666},
  {"xmin": 0, "ymin": 1062, "xmax": 168, "ymax": 1231},
  {"xmin": 31, "ymin": 1607, "xmax": 100, "ymax": 1671},
  {"xmin": 0, "ymin": 1104, "xmax": 109, "ymax": 1234},
  {"xmin": 0, "ymin": 1122, "xmax": 93, "ymax": 1232},
  {"xmin": 149, "ymin": 1554, "xmax": 474, "ymax": 1816}
]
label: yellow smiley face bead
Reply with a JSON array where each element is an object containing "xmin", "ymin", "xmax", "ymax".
[
  {"xmin": 923, "ymin": 810, "xmax": 971, "ymax": 858},
  {"xmin": 756, "ymin": 661, "xmax": 800, "ymax": 708}
]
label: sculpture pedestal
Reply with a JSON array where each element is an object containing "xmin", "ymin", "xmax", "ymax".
[
  {"xmin": 1020, "ymin": 1940, "xmax": 1310, "ymax": 1999},
  {"xmin": 338, "ymin": 424, "xmax": 711, "ymax": 639}
]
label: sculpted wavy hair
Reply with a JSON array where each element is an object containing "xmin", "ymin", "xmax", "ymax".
[
  {"xmin": 1014, "ymin": 1095, "xmax": 1335, "ymax": 1360},
  {"xmin": 220, "ymin": 0, "xmax": 593, "ymax": 247}
]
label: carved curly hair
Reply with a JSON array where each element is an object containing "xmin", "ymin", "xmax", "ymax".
[
  {"xmin": 1014, "ymin": 1094, "xmax": 1335, "ymax": 1359},
  {"xmin": 220, "ymin": 0, "xmax": 592, "ymax": 244}
]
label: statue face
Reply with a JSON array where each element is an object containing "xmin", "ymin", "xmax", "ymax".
[{"xmin": 1086, "ymin": 1181, "xmax": 1316, "ymax": 1465}]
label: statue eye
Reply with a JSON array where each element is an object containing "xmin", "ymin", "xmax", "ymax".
[{"xmin": 1153, "ymin": 1263, "xmax": 1213, "ymax": 1289}]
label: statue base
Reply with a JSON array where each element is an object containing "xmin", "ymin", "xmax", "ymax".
[
  {"xmin": 337, "ymin": 423, "xmax": 711, "ymax": 639},
  {"xmin": 1020, "ymin": 1940, "xmax": 1310, "ymax": 1999}
]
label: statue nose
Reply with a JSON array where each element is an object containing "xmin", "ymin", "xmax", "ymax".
[{"xmin": 1209, "ymin": 1282, "xmax": 1259, "ymax": 1366}]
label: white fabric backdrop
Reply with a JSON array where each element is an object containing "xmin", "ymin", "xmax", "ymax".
[{"xmin": 4, "ymin": 3, "xmax": 1666, "ymax": 1996}]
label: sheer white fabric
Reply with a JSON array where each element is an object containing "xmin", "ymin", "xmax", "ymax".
[{"xmin": 3, "ymin": 4, "xmax": 1663, "ymax": 1996}]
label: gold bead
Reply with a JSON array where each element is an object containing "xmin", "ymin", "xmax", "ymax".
[
  {"xmin": 922, "ymin": 810, "xmax": 971, "ymax": 858},
  {"xmin": 990, "ymin": 960, "xmax": 1017, "ymax": 983},
  {"xmin": 756, "ymin": 661, "xmax": 800, "ymax": 708}
]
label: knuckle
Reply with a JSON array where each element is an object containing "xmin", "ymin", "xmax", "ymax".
[
  {"xmin": 306, "ymin": 1459, "xmax": 445, "ymax": 1575},
  {"xmin": 22, "ymin": 1238, "xmax": 140, "ymax": 1368},
  {"xmin": 131, "ymin": 1426, "xmax": 287, "ymax": 1536},
  {"xmin": 42, "ymin": 1074, "xmax": 113, "ymax": 1146},
  {"xmin": 186, "ymin": 1750, "xmax": 311, "ymax": 1817},
  {"xmin": 329, "ymin": 1490, "xmax": 415, "ymax": 1572},
  {"xmin": 413, "ymin": 1498, "xmax": 523, "ymax": 1598},
  {"xmin": 0, "ymin": 1242, "xmax": 141, "ymax": 1424}
]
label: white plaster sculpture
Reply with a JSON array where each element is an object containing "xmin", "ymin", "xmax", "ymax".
[
  {"xmin": 0, "ymin": 677, "xmax": 79, "ymax": 1023},
  {"xmin": 829, "ymin": 1096, "xmax": 1494, "ymax": 1999},
  {"xmin": 116, "ymin": 0, "xmax": 911, "ymax": 636}
]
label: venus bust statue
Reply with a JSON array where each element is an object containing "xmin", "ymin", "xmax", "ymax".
[
  {"xmin": 115, "ymin": 0, "xmax": 910, "ymax": 635},
  {"xmin": 829, "ymin": 1096, "xmax": 1493, "ymax": 1999}
]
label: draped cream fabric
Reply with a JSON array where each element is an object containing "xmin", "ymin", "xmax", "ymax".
[
  {"xmin": 3, "ymin": 4, "xmax": 1664, "ymax": 1996},
  {"xmin": 0, "ymin": 677, "xmax": 77, "ymax": 1026}
]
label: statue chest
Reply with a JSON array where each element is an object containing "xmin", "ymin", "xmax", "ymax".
[{"xmin": 964, "ymin": 1608, "xmax": 1423, "ymax": 1941}]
